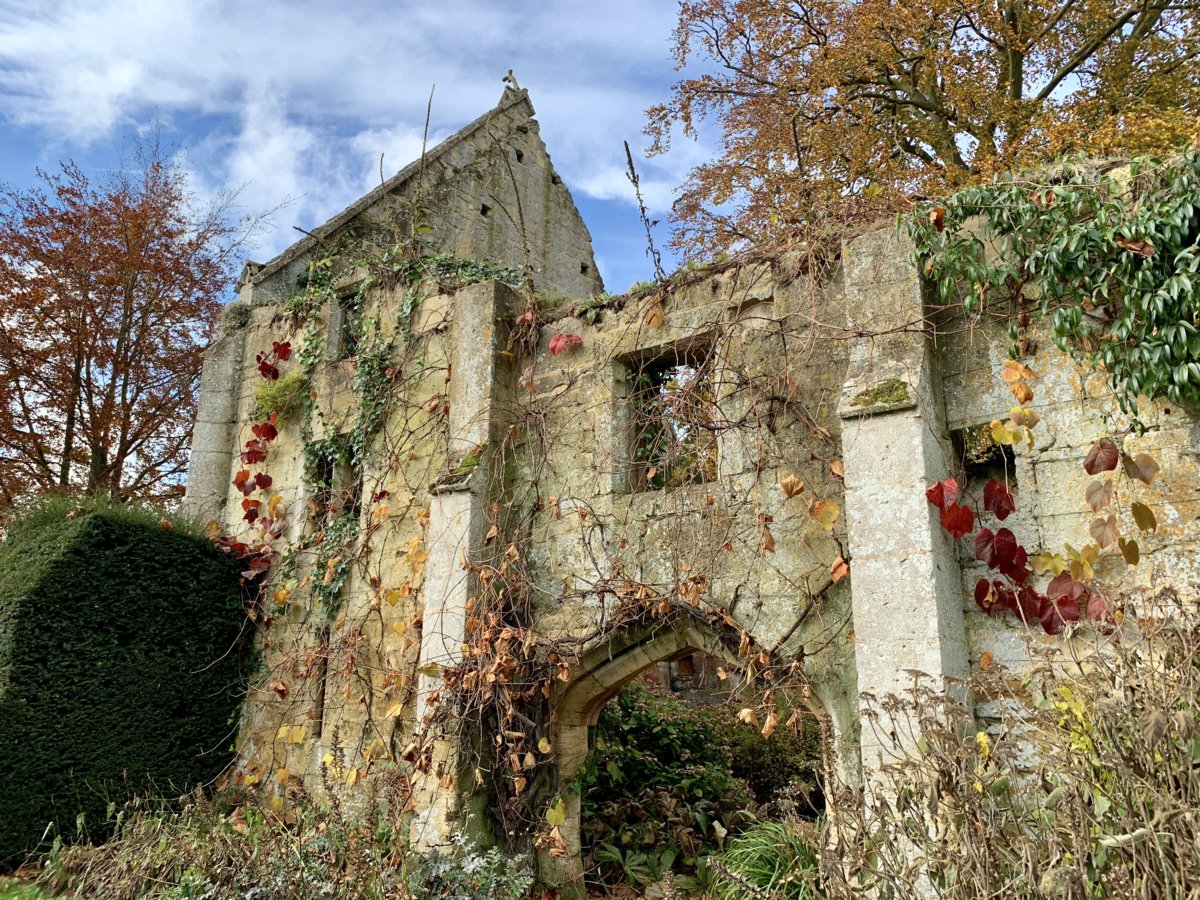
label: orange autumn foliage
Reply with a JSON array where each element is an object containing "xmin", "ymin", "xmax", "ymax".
[
  {"xmin": 0, "ymin": 142, "xmax": 251, "ymax": 506},
  {"xmin": 648, "ymin": 0, "xmax": 1200, "ymax": 257}
]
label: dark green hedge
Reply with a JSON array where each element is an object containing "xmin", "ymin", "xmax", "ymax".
[{"xmin": 0, "ymin": 503, "xmax": 246, "ymax": 866}]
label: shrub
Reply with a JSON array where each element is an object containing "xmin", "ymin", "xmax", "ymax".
[
  {"xmin": 709, "ymin": 820, "xmax": 821, "ymax": 900},
  {"xmin": 707, "ymin": 699, "xmax": 824, "ymax": 810},
  {"xmin": 221, "ymin": 301, "xmax": 253, "ymax": 331},
  {"xmin": 253, "ymin": 368, "xmax": 308, "ymax": 423},
  {"xmin": 0, "ymin": 498, "xmax": 246, "ymax": 866},
  {"xmin": 403, "ymin": 832, "xmax": 534, "ymax": 900},
  {"xmin": 576, "ymin": 683, "xmax": 752, "ymax": 890}
]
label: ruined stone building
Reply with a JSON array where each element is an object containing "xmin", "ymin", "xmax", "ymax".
[{"xmin": 184, "ymin": 89, "xmax": 1200, "ymax": 893}]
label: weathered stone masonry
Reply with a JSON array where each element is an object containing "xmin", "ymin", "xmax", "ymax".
[{"xmin": 185, "ymin": 90, "xmax": 1200, "ymax": 892}]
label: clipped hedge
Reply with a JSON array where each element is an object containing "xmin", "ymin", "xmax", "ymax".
[{"xmin": 0, "ymin": 501, "xmax": 246, "ymax": 866}]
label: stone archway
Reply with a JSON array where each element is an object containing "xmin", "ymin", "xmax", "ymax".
[{"xmin": 539, "ymin": 614, "xmax": 834, "ymax": 896}]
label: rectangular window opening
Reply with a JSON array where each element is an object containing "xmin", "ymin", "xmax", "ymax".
[
  {"xmin": 336, "ymin": 292, "xmax": 361, "ymax": 359},
  {"xmin": 953, "ymin": 423, "xmax": 1016, "ymax": 486},
  {"xmin": 625, "ymin": 342, "xmax": 719, "ymax": 492}
]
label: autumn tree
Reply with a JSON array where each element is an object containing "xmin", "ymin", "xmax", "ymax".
[
  {"xmin": 648, "ymin": 0, "xmax": 1200, "ymax": 256},
  {"xmin": 0, "ymin": 144, "xmax": 252, "ymax": 507}
]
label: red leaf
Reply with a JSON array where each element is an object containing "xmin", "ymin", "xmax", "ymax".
[
  {"xmin": 240, "ymin": 440, "xmax": 268, "ymax": 465},
  {"xmin": 975, "ymin": 527, "xmax": 1018, "ymax": 569},
  {"xmin": 258, "ymin": 361, "xmax": 280, "ymax": 380},
  {"xmin": 252, "ymin": 420, "xmax": 278, "ymax": 441},
  {"xmin": 254, "ymin": 472, "xmax": 272, "ymax": 491},
  {"xmin": 242, "ymin": 497, "xmax": 260, "ymax": 525},
  {"xmin": 1046, "ymin": 571, "xmax": 1086, "ymax": 602},
  {"xmin": 926, "ymin": 478, "xmax": 959, "ymax": 511},
  {"xmin": 1085, "ymin": 593, "xmax": 1110, "ymax": 620},
  {"xmin": 549, "ymin": 333, "xmax": 583, "ymax": 356},
  {"xmin": 515, "ymin": 309, "xmax": 535, "ymax": 326},
  {"xmin": 272, "ymin": 341, "xmax": 292, "ymax": 361},
  {"xmin": 974, "ymin": 578, "xmax": 994, "ymax": 612},
  {"xmin": 997, "ymin": 543, "xmax": 1030, "ymax": 584},
  {"xmin": 940, "ymin": 502, "xmax": 974, "ymax": 539},
  {"xmin": 234, "ymin": 469, "xmax": 254, "ymax": 496},
  {"xmin": 983, "ymin": 479, "xmax": 1015, "ymax": 521},
  {"xmin": 1016, "ymin": 586, "xmax": 1043, "ymax": 622},
  {"xmin": 1083, "ymin": 440, "xmax": 1120, "ymax": 475}
]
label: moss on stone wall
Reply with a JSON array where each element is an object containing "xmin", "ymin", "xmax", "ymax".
[
  {"xmin": 0, "ymin": 501, "xmax": 246, "ymax": 866},
  {"xmin": 850, "ymin": 377, "xmax": 910, "ymax": 408}
]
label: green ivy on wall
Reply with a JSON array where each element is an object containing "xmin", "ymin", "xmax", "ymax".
[{"xmin": 906, "ymin": 152, "xmax": 1200, "ymax": 421}]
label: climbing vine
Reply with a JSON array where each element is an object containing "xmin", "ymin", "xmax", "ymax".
[{"xmin": 907, "ymin": 151, "xmax": 1200, "ymax": 420}]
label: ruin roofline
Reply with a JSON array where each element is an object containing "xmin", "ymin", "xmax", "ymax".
[{"xmin": 247, "ymin": 87, "xmax": 535, "ymax": 288}]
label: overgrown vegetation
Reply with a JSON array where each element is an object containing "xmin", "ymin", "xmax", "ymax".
[
  {"xmin": 577, "ymin": 682, "xmax": 822, "ymax": 894},
  {"xmin": 253, "ymin": 368, "xmax": 308, "ymax": 423},
  {"xmin": 909, "ymin": 151, "xmax": 1200, "ymax": 419},
  {"xmin": 0, "ymin": 497, "xmax": 246, "ymax": 866},
  {"xmin": 824, "ymin": 592, "xmax": 1200, "ymax": 899},
  {"xmin": 710, "ymin": 820, "xmax": 820, "ymax": 900}
]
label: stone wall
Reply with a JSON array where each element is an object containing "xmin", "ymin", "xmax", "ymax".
[{"xmin": 184, "ymin": 107, "xmax": 1200, "ymax": 889}]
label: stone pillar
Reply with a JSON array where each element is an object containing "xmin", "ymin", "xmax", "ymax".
[
  {"xmin": 183, "ymin": 279, "xmax": 251, "ymax": 526},
  {"xmin": 409, "ymin": 280, "xmax": 517, "ymax": 850},
  {"xmin": 838, "ymin": 230, "xmax": 970, "ymax": 774}
]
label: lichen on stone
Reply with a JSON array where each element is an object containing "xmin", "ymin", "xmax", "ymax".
[{"xmin": 850, "ymin": 377, "xmax": 910, "ymax": 408}]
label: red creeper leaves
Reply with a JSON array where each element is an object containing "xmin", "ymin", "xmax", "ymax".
[
  {"xmin": 549, "ymin": 333, "xmax": 583, "ymax": 356},
  {"xmin": 1083, "ymin": 439, "xmax": 1120, "ymax": 475},
  {"xmin": 983, "ymin": 478, "xmax": 1015, "ymax": 520},
  {"xmin": 926, "ymin": 479, "xmax": 974, "ymax": 538},
  {"xmin": 255, "ymin": 341, "xmax": 292, "ymax": 380}
]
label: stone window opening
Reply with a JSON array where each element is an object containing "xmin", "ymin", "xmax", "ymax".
[
  {"xmin": 580, "ymin": 262, "xmax": 589, "ymax": 276},
  {"xmin": 622, "ymin": 342, "xmax": 719, "ymax": 492},
  {"xmin": 311, "ymin": 449, "xmax": 364, "ymax": 522},
  {"xmin": 480, "ymin": 202, "xmax": 492, "ymax": 218},
  {"xmin": 514, "ymin": 148, "xmax": 525, "ymax": 163},
  {"xmin": 332, "ymin": 291, "xmax": 361, "ymax": 360},
  {"xmin": 953, "ymin": 422, "xmax": 1016, "ymax": 487}
]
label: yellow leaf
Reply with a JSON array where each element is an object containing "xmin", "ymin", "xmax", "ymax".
[
  {"xmin": 289, "ymin": 725, "xmax": 307, "ymax": 745},
  {"xmin": 1009, "ymin": 406, "xmax": 1040, "ymax": 429},
  {"xmin": 546, "ymin": 798, "xmax": 566, "ymax": 826},
  {"xmin": 761, "ymin": 710, "xmax": 778, "ymax": 740},
  {"xmin": 991, "ymin": 419, "xmax": 1016, "ymax": 445},
  {"xmin": 385, "ymin": 701, "xmax": 404, "ymax": 719},
  {"xmin": 322, "ymin": 752, "xmax": 335, "ymax": 768},
  {"xmin": 268, "ymin": 492, "xmax": 283, "ymax": 518},
  {"xmin": 737, "ymin": 707, "xmax": 759, "ymax": 727},
  {"xmin": 276, "ymin": 724, "xmax": 290, "ymax": 741},
  {"xmin": 392, "ymin": 620, "xmax": 408, "ymax": 635},
  {"xmin": 975, "ymin": 731, "xmax": 991, "ymax": 759},
  {"xmin": 1030, "ymin": 552, "xmax": 1067, "ymax": 576},
  {"xmin": 809, "ymin": 498, "xmax": 841, "ymax": 531},
  {"xmin": 538, "ymin": 737, "xmax": 552, "ymax": 754},
  {"xmin": 513, "ymin": 775, "xmax": 527, "ymax": 796},
  {"xmin": 272, "ymin": 587, "xmax": 289, "ymax": 605},
  {"xmin": 346, "ymin": 767, "xmax": 359, "ymax": 786},
  {"xmin": 276, "ymin": 767, "xmax": 290, "ymax": 784}
]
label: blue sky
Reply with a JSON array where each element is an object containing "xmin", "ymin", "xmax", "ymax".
[{"xmin": 0, "ymin": 0, "xmax": 713, "ymax": 295}]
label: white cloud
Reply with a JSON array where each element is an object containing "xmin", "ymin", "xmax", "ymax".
[{"xmin": 0, "ymin": 0, "xmax": 716, "ymax": 266}]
